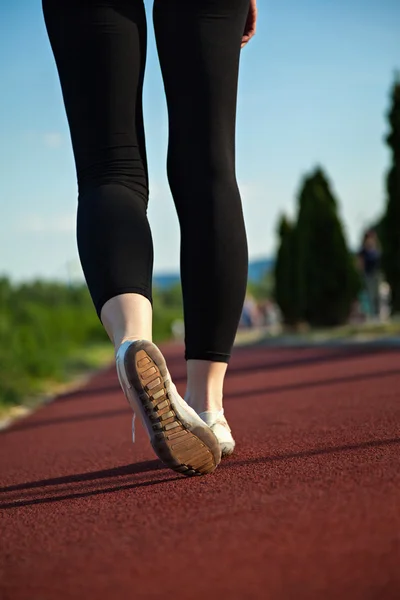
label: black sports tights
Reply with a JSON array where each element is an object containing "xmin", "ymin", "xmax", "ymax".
[{"xmin": 43, "ymin": 0, "xmax": 249, "ymax": 362}]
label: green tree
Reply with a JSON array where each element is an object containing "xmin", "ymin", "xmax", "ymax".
[
  {"xmin": 381, "ymin": 76, "xmax": 400, "ymax": 313},
  {"xmin": 294, "ymin": 167, "xmax": 360, "ymax": 326},
  {"xmin": 274, "ymin": 215, "xmax": 298, "ymax": 324}
]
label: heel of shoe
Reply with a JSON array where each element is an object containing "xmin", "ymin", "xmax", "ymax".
[{"xmin": 124, "ymin": 341, "xmax": 220, "ymax": 475}]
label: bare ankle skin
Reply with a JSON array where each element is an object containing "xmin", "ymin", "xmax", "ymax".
[
  {"xmin": 185, "ymin": 359, "xmax": 227, "ymax": 414},
  {"xmin": 100, "ymin": 293, "xmax": 152, "ymax": 352}
]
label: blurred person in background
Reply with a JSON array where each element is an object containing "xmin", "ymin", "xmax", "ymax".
[
  {"xmin": 240, "ymin": 294, "xmax": 261, "ymax": 328},
  {"xmin": 358, "ymin": 229, "xmax": 382, "ymax": 319},
  {"xmin": 42, "ymin": 0, "xmax": 257, "ymax": 476}
]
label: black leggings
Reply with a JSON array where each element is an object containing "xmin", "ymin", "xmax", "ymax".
[{"xmin": 43, "ymin": 0, "xmax": 249, "ymax": 362}]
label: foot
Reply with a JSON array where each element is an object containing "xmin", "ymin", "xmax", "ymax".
[
  {"xmin": 116, "ymin": 340, "xmax": 221, "ymax": 476},
  {"xmin": 198, "ymin": 410, "xmax": 235, "ymax": 457}
]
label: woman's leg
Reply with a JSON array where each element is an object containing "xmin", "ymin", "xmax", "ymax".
[
  {"xmin": 153, "ymin": 0, "xmax": 250, "ymax": 413},
  {"xmin": 43, "ymin": 0, "xmax": 221, "ymax": 475},
  {"xmin": 42, "ymin": 0, "xmax": 152, "ymax": 349}
]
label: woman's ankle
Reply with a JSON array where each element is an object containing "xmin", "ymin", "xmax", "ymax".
[
  {"xmin": 185, "ymin": 359, "xmax": 227, "ymax": 414},
  {"xmin": 185, "ymin": 392, "xmax": 223, "ymax": 415},
  {"xmin": 100, "ymin": 293, "xmax": 152, "ymax": 352}
]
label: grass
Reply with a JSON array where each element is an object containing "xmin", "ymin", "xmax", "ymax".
[{"xmin": 0, "ymin": 342, "xmax": 114, "ymax": 421}]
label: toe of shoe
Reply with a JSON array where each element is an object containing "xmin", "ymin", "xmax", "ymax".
[{"xmin": 221, "ymin": 443, "xmax": 235, "ymax": 457}]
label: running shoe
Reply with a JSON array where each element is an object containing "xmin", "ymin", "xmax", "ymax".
[
  {"xmin": 116, "ymin": 340, "xmax": 221, "ymax": 476},
  {"xmin": 198, "ymin": 409, "xmax": 235, "ymax": 457}
]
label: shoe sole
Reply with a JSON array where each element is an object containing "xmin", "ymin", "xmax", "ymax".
[{"xmin": 121, "ymin": 341, "xmax": 221, "ymax": 477}]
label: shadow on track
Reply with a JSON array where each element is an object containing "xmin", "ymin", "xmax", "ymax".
[
  {"xmin": 4, "ymin": 366, "xmax": 399, "ymax": 435},
  {"xmin": 0, "ymin": 476, "xmax": 180, "ymax": 510},
  {"xmin": 220, "ymin": 436, "xmax": 400, "ymax": 470},
  {"xmin": 172, "ymin": 346, "xmax": 398, "ymax": 383},
  {"xmin": 2, "ymin": 437, "xmax": 399, "ymax": 510},
  {"xmin": 3, "ymin": 407, "xmax": 129, "ymax": 434},
  {"xmin": 0, "ymin": 459, "xmax": 179, "ymax": 510},
  {"xmin": 0, "ymin": 460, "xmax": 162, "ymax": 494},
  {"xmin": 224, "ymin": 367, "xmax": 400, "ymax": 401},
  {"xmin": 228, "ymin": 345, "xmax": 398, "ymax": 375}
]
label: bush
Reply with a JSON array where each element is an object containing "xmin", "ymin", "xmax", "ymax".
[
  {"xmin": 0, "ymin": 277, "xmax": 185, "ymax": 408},
  {"xmin": 0, "ymin": 279, "xmax": 108, "ymax": 407}
]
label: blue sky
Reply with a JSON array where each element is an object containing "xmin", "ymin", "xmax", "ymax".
[{"xmin": 0, "ymin": 0, "xmax": 399, "ymax": 282}]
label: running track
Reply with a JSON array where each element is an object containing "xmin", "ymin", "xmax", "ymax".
[{"xmin": 1, "ymin": 343, "xmax": 400, "ymax": 599}]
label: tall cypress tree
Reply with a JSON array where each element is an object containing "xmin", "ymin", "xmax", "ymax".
[
  {"xmin": 294, "ymin": 167, "xmax": 360, "ymax": 326},
  {"xmin": 274, "ymin": 215, "xmax": 298, "ymax": 325},
  {"xmin": 381, "ymin": 76, "xmax": 400, "ymax": 313}
]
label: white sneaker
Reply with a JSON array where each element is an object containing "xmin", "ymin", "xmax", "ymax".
[
  {"xmin": 198, "ymin": 410, "xmax": 235, "ymax": 457},
  {"xmin": 116, "ymin": 340, "xmax": 221, "ymax": 476}
]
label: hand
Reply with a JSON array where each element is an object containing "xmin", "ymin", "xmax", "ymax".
[{"xmin": 241, "ymin": 0, "xmax": 257, "ymax": 48}]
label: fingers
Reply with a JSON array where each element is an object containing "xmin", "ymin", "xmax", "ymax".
[
  {"xmin": 241, "ymin": 28, "xmax": 256, "ymax": 48},
  {"xmin": 241, "ymin": 1, "xmax": 257, "ymax": 49}
]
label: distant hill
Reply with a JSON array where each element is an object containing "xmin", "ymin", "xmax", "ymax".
[
  {"xmin": 153, "ymin": 257, "xmax": 274, "ymax": 289},
  {"xmin": 153, "ymin": 273, "xmax": 180, "ymax": 290},
  {"xmin": 247, "ymin": 258, "xmax": 274, "ymax": 282}
]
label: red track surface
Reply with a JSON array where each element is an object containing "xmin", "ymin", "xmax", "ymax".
[{"xmin": 1, "ymin": 343, "xmax": 400, "ymax": 599}]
